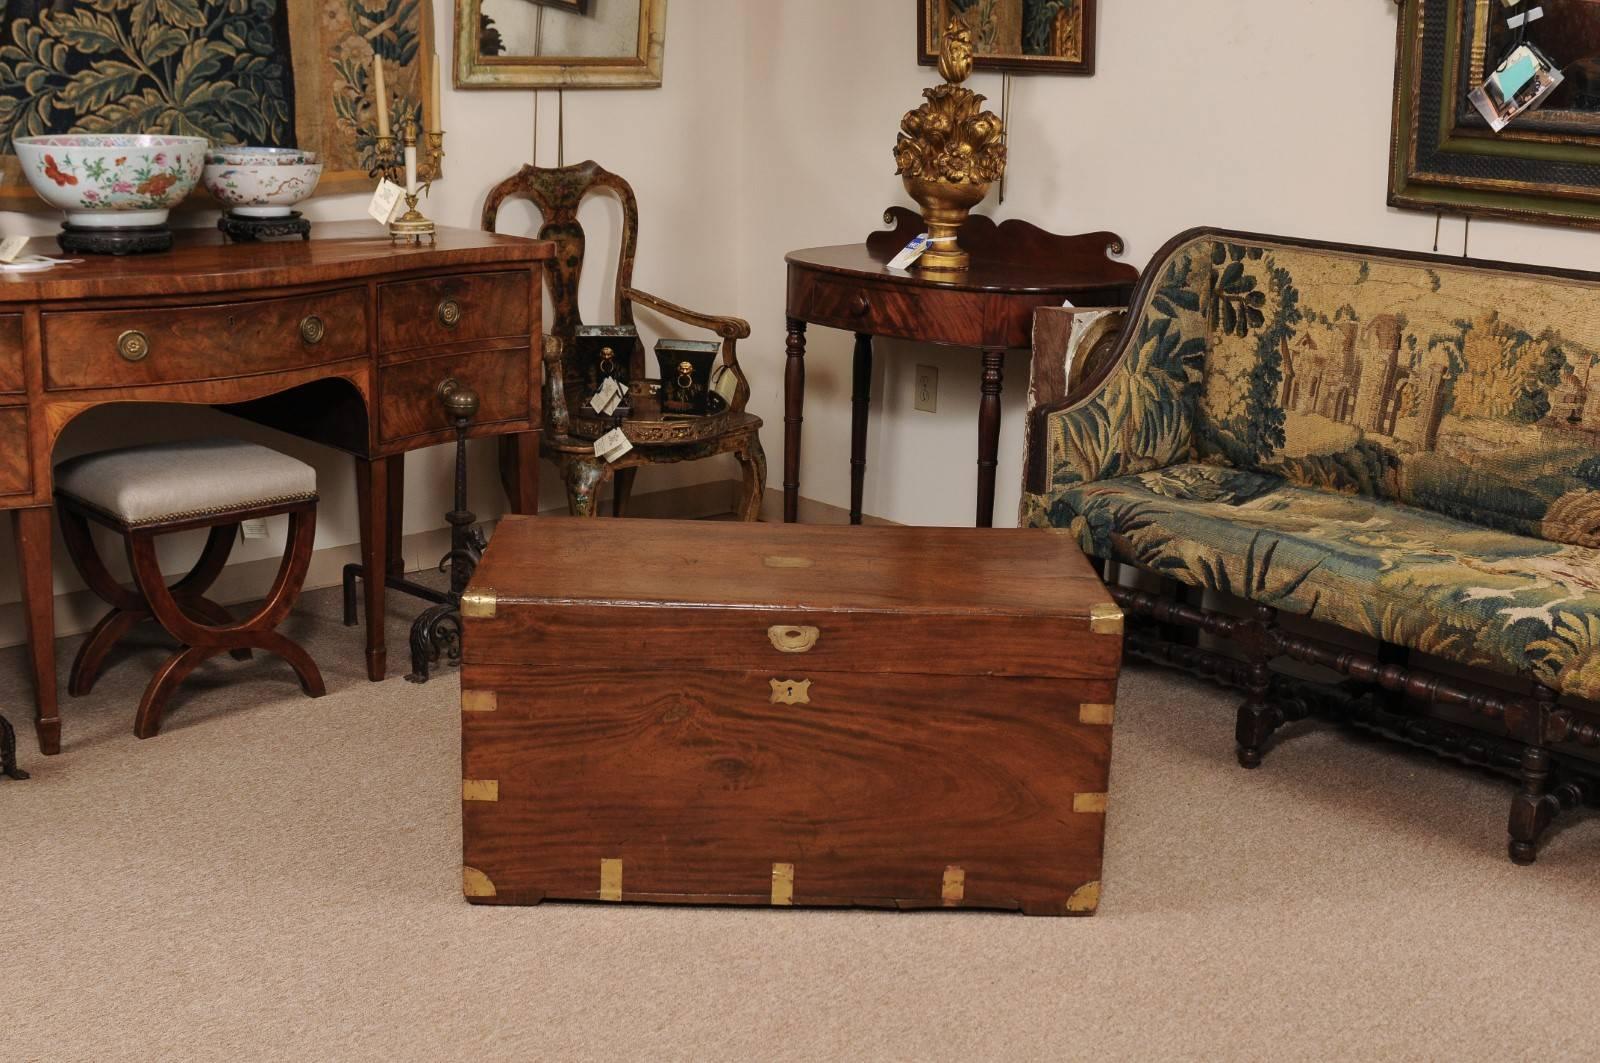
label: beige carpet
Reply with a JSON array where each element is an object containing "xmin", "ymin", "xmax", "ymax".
[{"xmin": 2, "ymin": 578, "xmax": 1598, "ymax": 1062}]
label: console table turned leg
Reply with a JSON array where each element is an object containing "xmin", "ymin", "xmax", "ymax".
[
  {"xmin": 783, "ymin": 318, "xmax": 807, "ymax": 523},
  {"xmin": 850, "ymin": 332, "xmax": 873, "ymax": 526},
  {"xmin": 977, "ymin": 348, "xmax": 1006, "ymax": 528},
  {"xmin": 14, "ymin": 507, "xmax": 59, "ymax": 755}
]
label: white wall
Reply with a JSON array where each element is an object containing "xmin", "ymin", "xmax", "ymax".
[
  {"xmin": 0, "ymin": 0, "xmax": 745, "ymax": 643},
  {"xmin": 733, "ymin": 0, "xmax": 1600, "ymax": 528}
]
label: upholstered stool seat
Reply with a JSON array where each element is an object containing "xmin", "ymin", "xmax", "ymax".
[{"xmin": 55, "ymin": 438, "xmax": 325, "ymax": 739}]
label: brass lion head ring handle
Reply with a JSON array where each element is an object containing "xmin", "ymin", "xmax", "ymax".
[
  {"xmin": 599, "ymin": 346, "xmax": 617, "ymax": 375},
  {"xmin": 437, "ymin": 377, "xmax": 480, "ymax": 420},
  {"xmin": 437, "ymin": 298, "xmax": 463, "ymax": 329},
  {"xmin": 767, "ymin": 625, "xmax": 820, "ymax": 654},
  {"xmin": 116, "ymin": 329, "xmax": 150, "ymax": 362}
]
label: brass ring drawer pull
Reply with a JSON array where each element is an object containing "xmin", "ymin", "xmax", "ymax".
[
  {"xmin": 116, "ymin": 329, "xmax": 150, "ymax": 362},
  {"xmin": 299, "ymin": 315, "xmax": 326, "ymax": 345},
  {"xmin": 437, "ymin": 298, "xmax": 463, "ymax": 329},
  {"xmin": 767, "ymin": 625, "xmax": 820, "ymax": 654}
]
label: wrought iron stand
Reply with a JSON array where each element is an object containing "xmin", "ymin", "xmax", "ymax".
[{"xmin": 342, "ymin": 379, "xmax": 486, "ymax": 683}]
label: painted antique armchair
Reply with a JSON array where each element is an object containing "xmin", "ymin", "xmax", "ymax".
[
  {"xmin": 482, "ymin": 161, "xmax": 765, "ymax": 518},
  {"xmin": 1023, "ymin": 227, "xmax": 1600, "ymax": 864}
]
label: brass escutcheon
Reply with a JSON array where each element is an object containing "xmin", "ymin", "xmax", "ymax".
[
  {"xmin": 770, "ymin": 678, "xmax": 812, "ymax": 705},
  {"xmin": 437, "ymin": 298, "xmax": 463, "ymax": 328},
  {"xmin": 299, "ymin": 314, "xmax": 326, "ymax": 345},
  {"xmin": 116, "ymin": 329, "xmax": 150, "ymax": 362},
  {"xmin": 767, "ymin": 625, "xmax": 820, "ymax": 654}
]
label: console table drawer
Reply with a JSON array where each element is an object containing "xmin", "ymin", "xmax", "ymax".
[
  {"xmin": 378, "ymin": 271, "xmax": 531, "ymax": 355},
  {"xmin": 790, "ymin": 274, "xmax": 950, "ymax": 341},
  {"xmin": 377, "ymin": 347, "xmax": 532, "ymax": 443},
  {"xmin": 41, "ymin": 288, "xmax": 369, "ymax": 390},
  {"xmin": 0, "ymin": 315, "xmax": 23, "ymax": 394}
]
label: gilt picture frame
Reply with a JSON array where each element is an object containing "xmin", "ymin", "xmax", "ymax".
[
  {"xmin": 918, "ymin": 0, "xmax": 1096, "ymax": 77},
  {"xmin": 1391, "ymin": 0, "xmax": 1600, "ymax": 228},
  {"xmin": 455, "ymin": 0, "xmax": 666, "ymax": 90},
  {"xmin": 0, "ymin": 0, "xmax": 436, "ymax": 210}
]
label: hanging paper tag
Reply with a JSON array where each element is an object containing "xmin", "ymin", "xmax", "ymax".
[
  {"xmin": 711, "ymin": 364, "xmax": 739, "ymax": 405},
  {"xmin": 593, "ymin": 427, "xmax": 633, "ymax": 463},
  {"xmin": 888, "ymin": 233, "xmax": 933, "ymax": 271},
  {"xmin": 0, "ymin": 236, "xmax": 28, "ymax": 263},
  {"xmin": 589, "ymin": 376, "xmax": 625, "ymax": 416},
  {"xmin": 1470, "ymin": 43, "xmax": 1563, "ymax": 132},
  {"xmin": 368, "ymin": 179, "xmax": 405, "ymax": 225}
]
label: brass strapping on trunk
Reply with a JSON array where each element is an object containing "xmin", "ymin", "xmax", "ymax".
[
  {"xmin": 1066, "ymin": 880, "xmax": 1101, "ymax": 914},
  {"xmin": 771, "ymin": 862, "xmax": 795, "ymax": 905},
  {"xmin": 462, "ymin": 779, "xmax": 500, "ymax": 802},
  {"xmin": 461, "ymin": 587, "xmax": 497, "ymax": 618},
  {"xmin": 942, "ymin": 866, "xmax": 966, "ymax": 906},
  {"xmin": 461, "ymin": 690, "xmax": 497, "ymax": 713},
  {"xmin": 1079, "ymin": 703, "xmax": 1115, "ymax": 726},
  {"xmin": 1088, "ymin": 603, "xmax": 1123, "ymax": 635},
  {"xmin": 600, "ymin": 858, "xmax": 623, "ymax": 901},
  {"xmin": 1073, "ymin": 792, "xmax": 1108, "ymax": 814},
  {"xmin": 463, "ymin": 866, "xmax": 497, "ymax": 898}
]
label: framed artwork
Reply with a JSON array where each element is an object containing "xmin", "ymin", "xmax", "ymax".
[
  {"xmin": 0, "ymin": 0, "xmax": 436, "ymax": 209},
  {"xmin": 456, "ymin": 0, "xmax": 666, "ymax": 90},
  {"xmin": 1391, "ymin": 0, "xmax": 1600, "ymax": 228},
  {"xmin": 918, "ymin": 0, "xmax": 1096, "ymax": 76}
]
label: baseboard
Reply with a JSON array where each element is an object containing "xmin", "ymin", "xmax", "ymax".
[{"xmin": 0, "ymin": 479, "xmax": 751, "ymax": 652}]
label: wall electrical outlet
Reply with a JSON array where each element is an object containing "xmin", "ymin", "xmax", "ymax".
[
  {"xmin": 240, "ymin": 518, "xmax": 270, "ymax": 541},
  {"xmin": 914, "ymin": 365, "xmax": 938, "ymax": 413}
]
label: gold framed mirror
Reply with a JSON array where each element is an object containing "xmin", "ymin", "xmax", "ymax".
[{"xmin": 454, "ymin": 0, "xmax": 667, "ymax": 89}]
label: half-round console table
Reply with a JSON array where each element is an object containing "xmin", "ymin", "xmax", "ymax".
[
  {"xmin": 0, "ymin": 222, "xmax": 550, "ymax": 755},
  {"xmin": 784, "ymin": 208, "xmax": 1139, "ymax": 527}
]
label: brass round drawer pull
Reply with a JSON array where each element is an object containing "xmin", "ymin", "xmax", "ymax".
[
  {"xmin": 116, "ymin": 329, "xmax": 150, "ymax": 362},
  {"xmin": 437, "ymin": 298, "xmax": 463, "ymax": 329},
  {"xmin": 299, "ymin": 315, "xmax": 326, "ymax": 345}
]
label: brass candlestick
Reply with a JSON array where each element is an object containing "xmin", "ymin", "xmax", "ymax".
[
  {"xmin": 368, "ymin": 119, "xmax": 445, "ymax": 245},
  {"xmin": 893, "ymin": 20, "xmax": 1007, "ymax": 273}
]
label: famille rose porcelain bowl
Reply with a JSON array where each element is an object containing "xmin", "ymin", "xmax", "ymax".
[
  {"xmin": 202, "ymin": 147, "xmax": 323, "ymax": 218},
  {"xmin": 13, "ymin": 134, "xmax": 207, "ymax": 228}
]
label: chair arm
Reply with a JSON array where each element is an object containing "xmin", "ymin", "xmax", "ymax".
[{"xmin": 622, "ymin": 287, "xmax": 752, "ymax": 340}]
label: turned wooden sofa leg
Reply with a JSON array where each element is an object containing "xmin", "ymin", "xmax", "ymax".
[
  {"xmin": 1235, "ymin": 605, "xmax": 1281, "ymax": 769},
  {"xmin": 1508, "ymin": 746, "xmax": 1558, "ymax": 866}
]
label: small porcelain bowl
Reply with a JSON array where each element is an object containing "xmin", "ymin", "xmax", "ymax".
[
  {"xmin": 13, "ymin": 134, "xmax": 207, "ymax": 228},
  {"xmin": 203, "ymin": 147, "xmax": 323, "ymax": 218}
]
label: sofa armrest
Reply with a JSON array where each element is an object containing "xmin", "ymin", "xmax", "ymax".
[{"xmin": 1023, "ymin": 306, "xmax": 1128, "ymax": 493}]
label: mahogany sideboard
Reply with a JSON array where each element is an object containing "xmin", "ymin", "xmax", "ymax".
[
  {"xmin": 0, "ymin": 222, "xmax": 551, "ymax": 755},
  {"xmin": 784, "ymin": 208, "xmax": 1139, "ymax": 527}
]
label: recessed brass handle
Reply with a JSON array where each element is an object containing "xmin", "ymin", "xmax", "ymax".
[
  {"xmin": 116, "ymin": 329, "xmax": 150, "ymax": 362},
  {"xmin": 299, "ymin": 315, "xmax": 326, "ymax": 345},
  {"xmin": 437, "ymin": 298, "xmax": 463, "ymax": 329},
  {"xmin": 767, "ymin": 625, "xmax": 820, "ymax": 654}
]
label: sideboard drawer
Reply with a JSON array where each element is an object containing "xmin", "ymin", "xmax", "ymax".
[
  {"xmin": 377, "ymin": 347, "xmax": 532, "ymax": 443},
  {"xmin": 0, "ymin": 405, "xmax": 31, "ymax": 496},
  {"xmin": 41, "ymin": 288, "xmax": 369, "ymax": 391},
  {"xmin": 0, "ymin": 315, "xmax": 23, "ymax": 394},
  {"xmin": 378, "ymin": 271, "xmax": 532, "ymax": 355}
]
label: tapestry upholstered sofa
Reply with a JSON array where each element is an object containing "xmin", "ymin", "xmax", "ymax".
[{"xmin": 1021, "ymin": 229, "xmax": 1600, "ymax": 864}]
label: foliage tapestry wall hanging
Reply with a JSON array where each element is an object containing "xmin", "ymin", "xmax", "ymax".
[
  {"xmin": 0, "ymin": 0, "xmax": 436, "ymax": 208},
  {"xmin": 918, "ymin": 0, "xmax": 1096, "ymax": 76}
]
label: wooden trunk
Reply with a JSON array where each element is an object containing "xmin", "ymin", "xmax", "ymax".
[{"xmin": 460, "ymin": 518, "xmax": 1123, "ymax": 916}]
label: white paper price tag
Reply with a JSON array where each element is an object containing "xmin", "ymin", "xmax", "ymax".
[
  {"xmin": 593, "ymin": 427, "xmax": 633, "ymax": 464},
  {"xmin": 368, "ymin": 180, "xmax": 405, "ymax": 225},
  {"xmin": 589, "ymin": 376, "xmax": 625, "ymax": 416},
  {"xmin": 888, "ymin": 233, "xmax": 933, "ymax": 271},
  {"xmin": 0, "ymin": 236, "xmax": 28, "ymax": 263},
  {"xmin": 711, "ymin": 364, "xmax": 738, "ymax": 405}
]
